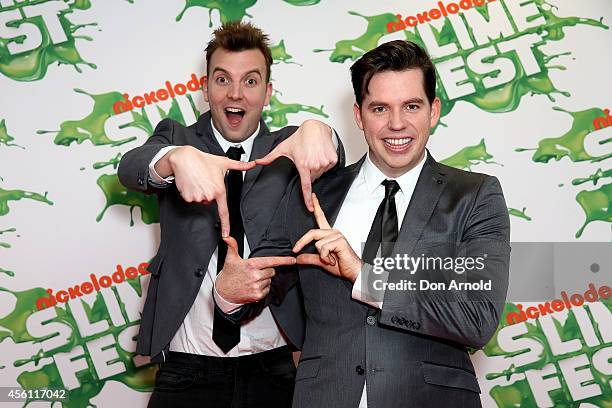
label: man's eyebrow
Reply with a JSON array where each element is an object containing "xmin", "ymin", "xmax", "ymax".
[
  {"xmin": 366, "ymin": 97, "xmax": 425, "ymax": 108},
  {"xmin": 366, "ymin": 100, "xmax": 388, "ymax": 108},
  {"xmin": 211, "ymin": 67, "xmax": 263, "ymax": 78},
  {"xmin": 404, "ymin": 97, "xmax": 425, "ymax": 104}
]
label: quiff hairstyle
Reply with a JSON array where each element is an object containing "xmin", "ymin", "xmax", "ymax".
[
  {"xmin": 350, "ymin": 40, "xmax": 437, "ymax": 107},
  {"xmin": 205, "ymin": 21, "xmax": 273, "ymax": 82}
]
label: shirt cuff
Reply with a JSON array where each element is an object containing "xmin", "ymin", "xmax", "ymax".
[
  {"xmin": 149, "ymin": 146, "xmax": 179, "ymax": 184},
  {"xmin": 213, "ymin": 272, "xmax": 244, "ymax": 314},
  {"xmin": 351, "ymin": 263, "xmax": 387, "ymax": 309},
  {"xmin": 331, "ymin": 128, "xmax": 339, "ymax": 150}
]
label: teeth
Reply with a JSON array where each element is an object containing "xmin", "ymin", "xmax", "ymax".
[
  {"xmin": 226, "ymin": 107, "xmax": 244, "ymax": 113},
  {"xmin": 384, "ymin": 138, "xmax": 412, "ymax": 146}
]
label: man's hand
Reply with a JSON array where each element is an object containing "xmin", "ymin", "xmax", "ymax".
[
  {"xmin": 161, "ymin": 146, "xmax": 255, "ymax": 237},
  {"xmin": 255, "ymin": 120, "xmax": 337, "ymax": 212},
  {"xmin": 293, "ymin": 194, "xmax": 363, "ymax": 282},
  {"xmin": 216, "ymin": 236, "xmax": 297, "ymax": 304}
]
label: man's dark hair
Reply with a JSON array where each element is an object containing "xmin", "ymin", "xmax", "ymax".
[
  {"xmin": 350, "ymin": 40, "xmax": 436, "ymax": 107},
  {"xmin": 205, "ymin": 21, "xmax": 273, "ymax": 82}
]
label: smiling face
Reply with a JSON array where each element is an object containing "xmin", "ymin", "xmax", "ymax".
[
  {"xmin": 354, "ymin": 68, "xmax": 441, "ymax": 178},
  {"xmin": 203, "ymin": 48, "xmax": 272, "ymax": 142}
]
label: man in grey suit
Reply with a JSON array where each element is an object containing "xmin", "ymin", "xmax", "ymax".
[
  {"xmin": 118, "ymin": 22, "xmax": 343, "ymax": 408},
  {"xmin": 216, "ymin": 40, "xmax": 510, "ymax": 407}
]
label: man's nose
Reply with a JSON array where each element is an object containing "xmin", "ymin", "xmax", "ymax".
[
  {"xmin": 228, "ymin": 82, "xmax": 243, "ymax": 100},
  {"xmin": 388, "ymin": 109, "xmax": 405, "ymax": 131}
]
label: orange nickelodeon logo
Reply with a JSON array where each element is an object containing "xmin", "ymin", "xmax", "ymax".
[
  {"xmin": 113, "ymin": 73, "xmax": 205, "ymax": 114},
  {"xmin": 35, "ymin": 263, "xmax": 150, "ymax": 310},
  {"xmin": 593, "ymin": 108, "xmax": 612, "ymax": 130}
]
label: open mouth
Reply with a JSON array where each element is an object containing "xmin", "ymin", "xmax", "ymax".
[
  {"xmin": 224, "ymin": 107, "xmax": 245, "ymax": 126},
  {"xmin": 383, "ymin": 137, "xmax": 413, "ymax": 151}
]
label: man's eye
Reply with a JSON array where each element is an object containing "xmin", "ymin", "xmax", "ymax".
[
  {"xmin": 373, "ymin": 106, "xmax": 386, "ymax": 113},
  {"xmin": 216, "ymin": 76, "xmax": 228, "ymax": 84},
  {"xmin": 246, "ymin": 78, "xmax": 257, "ymax": 86},
  {"xmin": 406, "ymin": 104, "xmax": 419, "ymax": 111}
]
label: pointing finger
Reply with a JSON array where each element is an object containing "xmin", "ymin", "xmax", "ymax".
[
  {"xmin": 312, "ymin": 193, "xmax": 330, "ymax": 229},
  {"xmin": 293, "ymin": 229, "xmax": 333, "ymax": 253},
  {"xmin": 225, "ymin": 158, "xmax": 256, "ymax": 171},
  {"xmin": 216, "ymin": 189, "xmax": 230, "ymax": 237},
  {"xmin": 252, "ymin": 256, "xmax": 297, "ymax": 269},
  {"xmin": 299, "ymin": 168, "xmax": 314, "ymax": 212},
  {"xmin": 255, "ymin": 146, "xmax": 285, "ymax": 166}
]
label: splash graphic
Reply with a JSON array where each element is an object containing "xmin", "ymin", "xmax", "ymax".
[
  {"xmin": 282, "ymin": 0, "xmax": 320, "ymax": 5},
  {"xmin": 263, "ymin": 93, "xmax": 328, "ymax": 129},
  {"xmin": 176, "ymin": 0, "xmax": 257, "ymax": 25},
  {"xmin": 572, "ymin": 168, "xmax": 612, "ymax": 186},
  {"xmin": 482, "ymin": 301, "xmax": 612, "ymax": 407},
  {"xmin": 93, "ymin": 153, "xmax": 122, "ymax": 170},
  {"xmin": 37, "ymin": 89, "xmax": 137, "ymax": 147},
  {"xmin": 0, "ymin": 280, "xmax": 157, "ymax": 405},
  {"xmin": 271, "ymin": 40, "xmax": 299, "ymax": 65},
  {"xmin": 96, "ymin": 174, "xmax": 159, "ymax": 226},
  {"xmin": 516, "ymin": 107, "xmax": 612, "ymax": 164},
  {"xmin": 508, "ymin": 207, "xmax": 532, "ymax": 221},
  {"xmin": 0, "ymin": 0, "xmax": 97, "ymax": 81},
  {"xmin": 0, "ymin": 187, "xmax": 53, "ymax": 216},
  {"xmin": 0, "ymin": 119, "xmax": 24, "ymax": 148},
  {"xmin": 314, "ymin": 11, "xmax": 396, "ymax": 63},
  {"xmin": 315, "ymin": 3, "xmax": 607, "ymax": 118},
  {"xmin": 0, "ymin": 227, "xmax": 17, "ymax": 249},
  {"xmin": 440, "ymin": 139, "xmax": 500, "ymax": 171},
  {"xmin": 575, "ymin": 184, "xmax": 612, "ymax": 238}
]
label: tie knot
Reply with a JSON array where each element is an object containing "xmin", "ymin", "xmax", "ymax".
[
  {"xmin": 226, "ymin": 146, "xmax": 244, "ymax": 160},
  {"xmin": 382, "ymin": 179, "xmax": 400, "ymax": 199}
]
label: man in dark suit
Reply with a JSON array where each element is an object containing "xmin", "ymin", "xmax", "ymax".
[
  {"xmin": 216, "ymin": 40, "xmax": 510, "ymax": 407},
  {"xmin": 118, "ymin": 22, "xmax": 343, "ymax": 408}
]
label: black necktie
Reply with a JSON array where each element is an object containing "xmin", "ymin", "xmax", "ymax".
[
  {"xmin": 362, "ymin": 180, "xmax": 400, "ymax": 264},
  {"xmin": 212, "ymin": 145, "xmax": 244, "ymax": 353}
]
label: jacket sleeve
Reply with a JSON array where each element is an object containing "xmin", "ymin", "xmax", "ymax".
[
  {"xmin": 378, "ymin": 175, "xmax": 511, "ymax": 348},
  {"xmin": 118, "ymin": 118, "xmax": 200, "ymax": 194}
]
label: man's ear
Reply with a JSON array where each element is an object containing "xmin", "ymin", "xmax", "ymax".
[
  {"xmin": 353, "ymin": 102, "xmax": 364, "ymax": 130},
  {"xmin": 264, "ymin": 81, "xmax": 273, "ymax": 106},
  {"xmin": 202, "ymin": 75, "xmax": 209, "ymax": 102},
  {"xmin": 429, "ymin": 97, "xmax": 441, "ymax": 128}
]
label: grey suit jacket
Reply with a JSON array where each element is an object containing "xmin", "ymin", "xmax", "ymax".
[
  {"xmin": 238, "ymin": 153, "xmax": 510, "ymax": 408},
  {"xmin": 118, "ymin": 111, "xmax": 345, "ymax": 361}
]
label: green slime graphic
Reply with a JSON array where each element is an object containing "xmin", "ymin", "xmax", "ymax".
[
  {"xmin": 508, "ymin": 207, "xmax": 532, "ymax": 221},
  {"xmin": 93, "ymin": 153, "xmax": 122, "ymax": 171},
  {"xmin": 271, "ymin": 40, "xmax": 299, "ymax": 65},
  {"xmin": 96, "ymin": 174, "xmax": 159, "ymax": 226},
  {"xmin": 263, "ymin": 93, "xmax": 328, "ymax": 129},
  {"xmin": 0, "ymin": 0, "xmax": 96, "ymax": 81},
  {"xmin": 0, "ymin": 187, "xmax": 53, "ymax": 216},
  {"xmin": 314, "ymin": 3, "xmax": 607, "ymax": 119},
  {"xmin": 0, "ymin": 119, "xmax": 24, "ymax": 148},
  {"xmin": 0, "ymin": 227, "xmax": 16, "ymax": 249},
  {"xmin": 282, "ymin": 0, "xmax": 320, "ymax": 5},
  {"xmin": 516, "ymin": 107, "xmax": 612, "ymax": 164},
  {"xmin": 0, "ymin": 281, "xmax": 157, "ymax": 406},
  {"xmin": 37, "ymin": 89, "xmax": 137, "ymax": 147},
  {"xmin": 483, "ymin": 300, "xmax": 612, "ymax": 407},
  {"xmin": 572, "ymin": 168, "xmax": 612, "ymax": 186},
  {"xmin": 575, "ymin": 184, "xmax": 612, "ymax": 238},
  {"xmin": 176, "ymin": 0, "xmax": 257, "ymax": 25},
  {"xmin": 440, "ymin": 138, "xmax": 500, "ymax": 170},
  {"xmin": 0, "ymin": 267, "xmax": 15, "ymax": 277}
]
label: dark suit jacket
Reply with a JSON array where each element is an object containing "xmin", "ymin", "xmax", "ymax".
[
  {"xmin": 236, "ymin": 153, "xmax": 510, "ymax": 408},
  {"xmin": 118, "ymin": 111, "xmax": 344, "ymax": 361}
]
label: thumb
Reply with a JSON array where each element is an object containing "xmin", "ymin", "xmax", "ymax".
[
  {"xmin": 223, "ymin": 236, "xmax": 240, "ymax": 257},
  {"xmin": 255, "ymin": 144, "xmax": 287, "ymax": 166}
]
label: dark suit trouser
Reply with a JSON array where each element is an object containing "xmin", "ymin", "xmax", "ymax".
[{"xmin": 148, "ymin": 347, "xmax": 295, "ymax": 408}]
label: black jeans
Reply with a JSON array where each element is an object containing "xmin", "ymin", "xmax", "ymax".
[{"xmin": 148, "ymin": 346, "xmax": 295, "ymax": 408}]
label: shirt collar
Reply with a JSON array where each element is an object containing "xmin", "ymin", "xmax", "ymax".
[
  {"xmin": 362, "ymin": 151, "xmax": 427, "ymax": 195},
  {"xmin": 211, "ymin": 119, "xmax": 260, "ymax": 160}
]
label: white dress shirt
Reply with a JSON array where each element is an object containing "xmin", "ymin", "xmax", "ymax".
[
  {"xmin": 336, "ymin": 152, "xmax": 426, "ymax": 408},
  {"xmin": 148, "ymin": 121, "xmax": 288, "ymax": 356}
]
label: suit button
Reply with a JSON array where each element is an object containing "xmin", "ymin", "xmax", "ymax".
[
  {"xmin": 355, "ymin": 365, "xmax": 365, "ymax": 375},
  {"xmin": 137, "ymin": 177, "xmax": 144, "ymax": 186},
  {"xmin": 195, "ymin": 267, "xmax": 205, "ymax": 277},
  {"xmin": 366, "ymin": 316, "xmax": 376, "ymax": 326}
]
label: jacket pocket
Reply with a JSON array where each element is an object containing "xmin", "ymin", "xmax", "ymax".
[
  {"xmin": 296, "ymin": 356, "xmax": 321, "ymax": 381},
  {"xmin": 421, "ymin": 362, "xmax": 480, "ymax": 393}
]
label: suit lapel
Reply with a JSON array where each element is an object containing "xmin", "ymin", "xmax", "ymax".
[
  {"xmin": 315, "ymin": 155, "xmax": 366, "ymax": 227},
  {"xmin": 395, "ymin": 152, "xmax": 447, "ymax": 256},
  {"xmin": 242, "ymin": 120, "xmax": 275, "ymax": 198},
  {"xmin": 195, "ymin": 111, "xmax": 225, "ymax": 156}
]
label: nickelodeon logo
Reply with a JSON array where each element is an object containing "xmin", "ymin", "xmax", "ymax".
[{"xmin": 113, "ymin": 73, "xmax": 205, "ymax": 115}]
